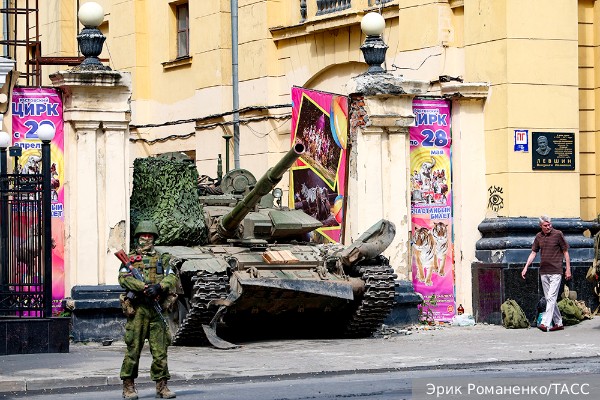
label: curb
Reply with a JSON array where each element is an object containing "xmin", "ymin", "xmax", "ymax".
[{"xmin": 4, "ymin": 355, "xmax": 600, "ymax": 395}]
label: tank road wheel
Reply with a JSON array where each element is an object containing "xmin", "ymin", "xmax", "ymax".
[
  {"xmin": 343, "ymin": 256, "xmax": 396, "ymax": 338},
  {"xmin": 171, "ymin": 271, "xmax": 230, "ymax": 346}
]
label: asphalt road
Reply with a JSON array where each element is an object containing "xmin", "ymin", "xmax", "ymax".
[{"xmin": 5, "ymin": 357, "xmax": 600, "ymax": 400}]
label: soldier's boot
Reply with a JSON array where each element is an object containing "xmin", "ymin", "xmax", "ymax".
[
  {"xmin": 122, "ymin": 378, "xmax": 138, "ymax": 400},
  {"xmin": 156, "ymin": 378, "xmax": 176, "ymax": 398}
]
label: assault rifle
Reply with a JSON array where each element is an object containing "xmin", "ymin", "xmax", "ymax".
[{"xmin": 115, "ymin": 249, "xmax": 167, "ymax": 327}]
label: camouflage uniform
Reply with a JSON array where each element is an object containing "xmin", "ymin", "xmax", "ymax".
[{"xmin": 119, "ymin": 221, "xmax": 179, "ymax": 399}]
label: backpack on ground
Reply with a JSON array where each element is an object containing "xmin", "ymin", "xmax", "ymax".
[
  {"xmin": 500, "ymin": 299, "xmax": 530, "ymax": 329},
  {"xmin": 557, "ymin": 297, "xmax": 584, "ymax": 325}
]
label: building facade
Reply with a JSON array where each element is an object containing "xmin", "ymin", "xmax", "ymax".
[{"xmin": 2, "ymin": 0, "xmax": 599, "ymax": 319}]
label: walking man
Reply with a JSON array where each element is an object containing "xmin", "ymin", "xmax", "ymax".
[
  {"xmin": 119, "ymin": 220, "xmax": 179, "ymax": 399},
  {"xmin": 521, "ymin": 215, "xmax": 571, "ymax": 332}
]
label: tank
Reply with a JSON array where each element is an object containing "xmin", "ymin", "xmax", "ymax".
[{"xmin": 155, "ymin": 143, "xmax": 397, "ymax": 348}]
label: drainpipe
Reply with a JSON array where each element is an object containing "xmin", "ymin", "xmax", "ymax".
[
  {"xmin": 3, "ymin": 0, "xmax": 8, "ymax": 57},
  {"xmin": 231, "ymin": 0, "xmax": 240, "ymax": 169}
]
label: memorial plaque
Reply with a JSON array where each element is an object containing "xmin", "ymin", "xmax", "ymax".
[{"xmin": 531, "ymin": 132, "xmax": 575, "ymax": 170}]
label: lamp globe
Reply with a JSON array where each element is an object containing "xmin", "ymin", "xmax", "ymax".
[
  {"xmin": 361, "ymin": 12, "xmax": 385, "ymax": 36},
  {"xmin": 0, "ymin": 131, "xmax": 10, "ymax": 148},
  {"xmin": 37, "ymin": 124, "xmax": 56, "ymax": 142},
  {"xmin": 78, "ymin": 2, "xmax": 104, "ymax": 27}
]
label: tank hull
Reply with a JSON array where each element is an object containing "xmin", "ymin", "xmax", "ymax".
[{"xmin": 156, "ymin": 244, "xmax": 396, "ymax": 346}]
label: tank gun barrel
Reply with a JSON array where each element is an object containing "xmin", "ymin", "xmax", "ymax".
[{"xmin": 218, "ymin": 143, "xmax": 305, "ymax": 238}]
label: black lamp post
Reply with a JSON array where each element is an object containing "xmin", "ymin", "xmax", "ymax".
[
  {"xmin": 37, "ymin": 124, "xmax": 55, "ymax": 317},
  {"xmin": 76, "ymin": 2, "xmax": 110, "ymax": 71},
  {"xmin": 0, "ymin": 131, "xmax": 9, "ymax": 291},
  {"xmin": 360, "ymin": 12, "xmax": 388, "ymax": 74}
]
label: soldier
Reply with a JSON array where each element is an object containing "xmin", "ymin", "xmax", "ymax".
[{"xmin": 119, "ymin": 220, "xmax": 179, "ymax": 399}]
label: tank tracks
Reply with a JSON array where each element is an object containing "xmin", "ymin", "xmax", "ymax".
[
  {"xmin": 342, "ymin": 258, "xmax": 397, "ymax": 337},
  {"xmin": 171, "ymin": 270, "xmax": 230, "ymax": 346},
  {"xmin": 172, "ymin": 259, "xmax": 396, "ymax": 346}
]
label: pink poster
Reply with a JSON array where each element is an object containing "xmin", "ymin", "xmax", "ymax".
[
  {"xmin": 12, "ymin": 87, "xmax": 65, "ymax": 315},
  {"xmin": 290, "ymin": 87, "xmax": 348, "ymax": 243},
  {"xmin": 410, "ymin": 98, "xmax": 455, "ymax": 322}
]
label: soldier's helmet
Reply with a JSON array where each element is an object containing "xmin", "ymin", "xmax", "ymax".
[{"xmin": 134, "ymin": 220, "xmax": 159, "ymax": 239}]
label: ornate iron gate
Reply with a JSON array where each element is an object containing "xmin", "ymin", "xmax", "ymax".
[{"xmin": 0, "ymin": 172, "xmax": 47, "ymax": 317}]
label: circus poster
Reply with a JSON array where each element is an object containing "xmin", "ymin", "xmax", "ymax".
[
  {"xmin": 11, "ymin": 87, "xmax": 65, "ymax": 315},
  {"xmin": 410, "ymin": 98, "xmax": 455, "ymax": 322},
  {"xmin": 289, "ymin": 87, "xmax": 348, "ymax": 243}
]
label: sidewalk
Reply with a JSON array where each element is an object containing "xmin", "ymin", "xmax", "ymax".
[{"xmin": 1, "ymin": 317, "xmax": 600, "ymax": 393}]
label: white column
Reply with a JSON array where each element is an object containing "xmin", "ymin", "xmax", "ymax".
[
  {"xmin": 345, "ymin": 75, "xmax": 429, "ymax": 279},
  {"xmin": 51, "ymin": 70, "xmax": 132, "ymax": 289},
  {"xmin": 71, "ymin": 120, "xmax": 101, "ymax": 285},
  {"xmin": 102, "ymin": 121, "xmax": 129, "ymax": 284},
  {"xmin": 351, "ymin": 104, "xmax": 415, "ymax": 279}
]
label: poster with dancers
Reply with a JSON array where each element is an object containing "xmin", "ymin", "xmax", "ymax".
[{"xmin": 290, "ymin": 87, "xmax": 348, "ymax": 243}]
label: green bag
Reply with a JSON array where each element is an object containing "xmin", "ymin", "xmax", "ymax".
[
  {"xmin": 558, "ymin": 297, "xmax": 584, "ymax": 325},
  {"xmin": 500, "ymin": 299, "xmax": 530, "ymax": 329},
  {"xmin": 588, "ymin": 231, "xmax": 600, "ymax": 283}
]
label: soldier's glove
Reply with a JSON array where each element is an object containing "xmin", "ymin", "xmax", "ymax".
[{"xmin": 144, "ymin": 284, "xmax": 162, "ymax": 298}]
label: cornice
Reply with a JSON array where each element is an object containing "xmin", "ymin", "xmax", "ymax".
[{"xmin": 441, "ymin": 82, "xmax": 490, "ymax": 100}]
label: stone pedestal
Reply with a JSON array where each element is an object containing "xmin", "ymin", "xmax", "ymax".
[
  {"xmin": 50, "ymin": 70, "xmax": 131, "ymax": 288},
  {"xmin": 472, "ymin": 217, "xmax": 599, "ymax": 324},
  {"xmin": 63, "ymin": 285, "xmax": 124, "ymax": 342}
]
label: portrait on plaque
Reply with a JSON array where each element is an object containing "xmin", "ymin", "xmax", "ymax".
[
  {"xmin": 535, "ymin": 135, "xmax": 551, "ymax": 156},
  {"xmin": 531, "ymin": 132, "xmax": 575, "ymax": 170}
]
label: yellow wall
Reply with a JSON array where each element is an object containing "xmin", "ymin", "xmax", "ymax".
[
  {"xmin": 465, "ymin": 0, "xmax": 581, "ymax": 218},
  {"xmin": 4, "ymin": 0, "xmax": 599, "ymax": 302}
]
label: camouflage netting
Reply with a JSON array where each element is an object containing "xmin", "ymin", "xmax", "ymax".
[{"xmin": 130, "ymin": 157, "xmax": 207, "ymax": 246}]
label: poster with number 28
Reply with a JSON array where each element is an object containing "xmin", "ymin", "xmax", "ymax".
[{"xmin": 409, "ymin": 99, "xmax": 455, "ymax": 322}]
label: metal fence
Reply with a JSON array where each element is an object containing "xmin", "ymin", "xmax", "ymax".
[
  {"xmin": 316, "ymin": 0, "xmax": 352, "ymax": 16},
  {"xmin": 0, "ymin": 172, "xmax": 46, "ymax": 317},
  {"xmin": 308, "ymin": 1, "xmax": 394, "ymax": 20}
]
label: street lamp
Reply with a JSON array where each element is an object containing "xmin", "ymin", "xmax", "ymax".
[
  {"xmin": 37, "ymin": 123, "xmax": 55, "ymax": 317},
  {"xmin": 360, "ymin": 12, "xmax": 388, "ymax": 74},
  {"xmin": 0, "ymin": 131, "xmax": 10, "ymax": 292},
  {"xmin": 76, "ymin": 1, "xmax": 110, "ymax": 71}
]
